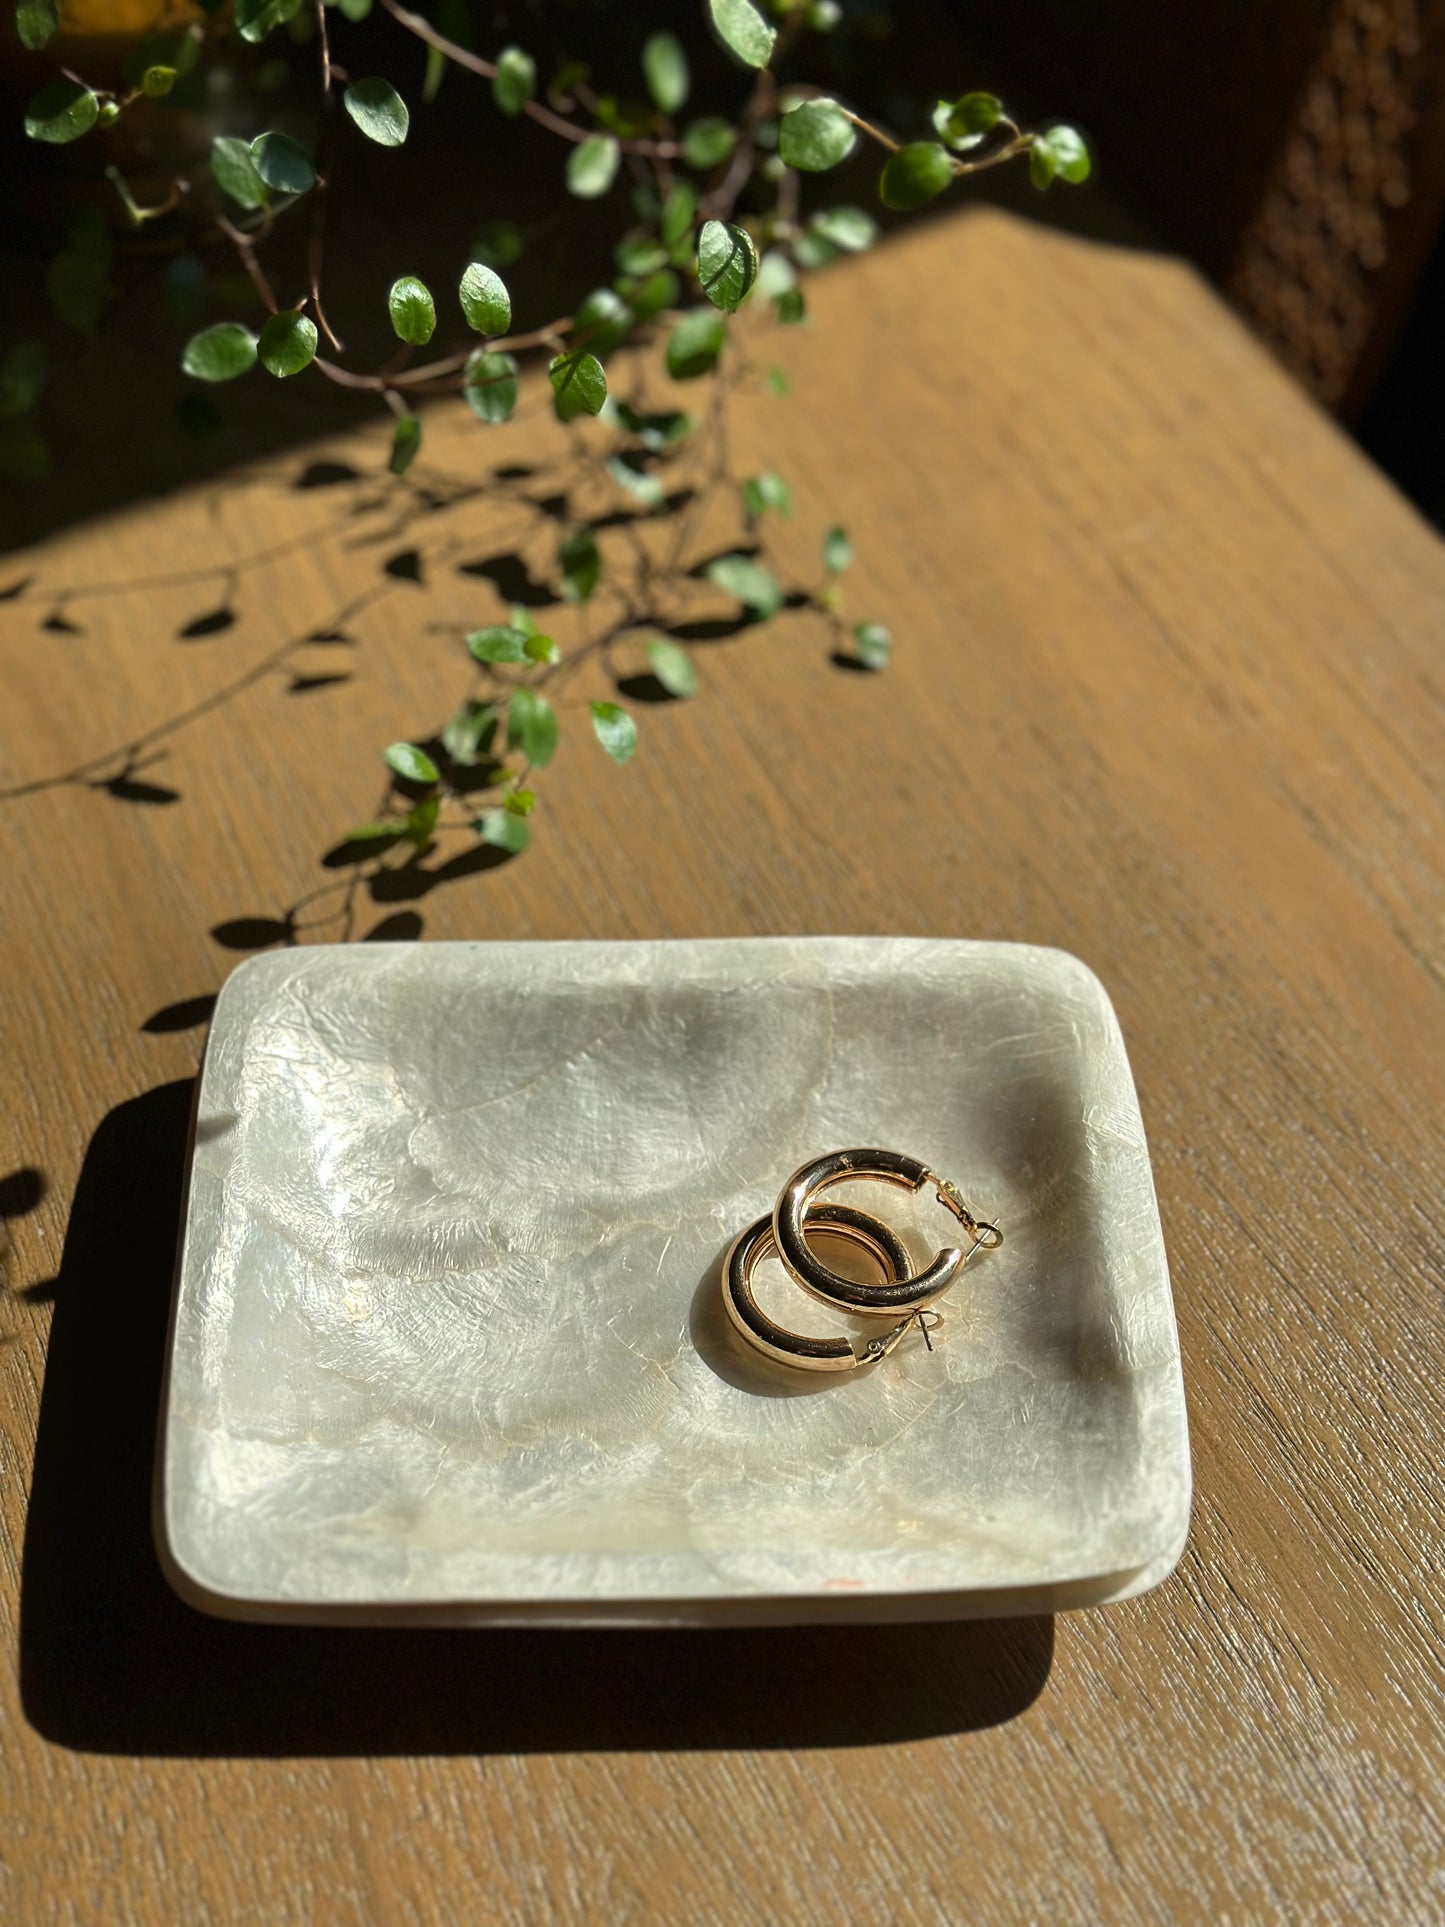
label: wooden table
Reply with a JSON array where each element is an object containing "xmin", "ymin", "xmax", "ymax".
[{"xmin": 2, "ymin": 208, "xmax": 1442, "ymax": 1924}]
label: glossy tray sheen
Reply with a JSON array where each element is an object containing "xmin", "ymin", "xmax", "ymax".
[{"xmin": 155, "ymin": 938, "xmax": 1190, "ymax": 1625}]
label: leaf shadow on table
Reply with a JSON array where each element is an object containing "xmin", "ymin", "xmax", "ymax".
[{"xmin": 20, "ymin": 1082, "xmax": 1055, "ymax": 1759}]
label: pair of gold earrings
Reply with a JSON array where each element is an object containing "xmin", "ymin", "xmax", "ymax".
[{"xmin": 722, "ymin": 1149, "xmax": 1002, "ymax": 1375}]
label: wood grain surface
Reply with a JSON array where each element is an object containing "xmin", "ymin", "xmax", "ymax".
[{"xmin": 2, "ymin": 208, "xmax": 1443, "ymax": 1926}]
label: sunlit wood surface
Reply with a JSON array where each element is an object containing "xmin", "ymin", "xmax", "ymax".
[{"xmin": 2, "ymin": 207, "xmax": 1443, "ymax": 1925}]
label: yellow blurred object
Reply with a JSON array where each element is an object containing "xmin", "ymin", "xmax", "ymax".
[{"xmin": 58, "ymin": 0, "xmax": 199, "ymax": 34}]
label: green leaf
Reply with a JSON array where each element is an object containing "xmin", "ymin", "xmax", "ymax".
[
  {"xmin": 1029, "ymin": 142, "xmax": 1056, "ymax": 191},
  {"xmin": 442, "ymin": 701, "xmax": 497, "ymax": 766},
  {"xmin": 765, "ymin": 365, "xmax": 788, "ymax": 395},
  {"xmin": 810, "ymin": 206, "xmax": 877, "ymax": 252},
  {"xmin": 344, "ymin": 820, "xmax": 406, "ymax": 844},
  {"xmin": 630, "ymin": 267, "xmax": 679, "ymax": 320},
  {"xmin": 477, "ymin": 806, "xmax": 530, "ymax": 854},
  {"xmin": 389, "ymin": 414, "xmax": 421, "ymax": 475},
  {"xmin": 211, "ymin": 136, "xmax": 271, "ymax": 210},
  {"xmin": 492, "ymin": 46, "xmax": 536, "ymax": 115},
  {"xmin": 463, "ymin": 348, "xmax": 519, "ymax": 423},
  {"xmin": 336, "ymin": 0, "xmax": 371, "ymax": 16},
  {"xmin": 823, "ymin": 525, "xmax": 852, "ymax": 572},
  {"xmin": 258, "ymin": 309, "xmax": 318, "ymax": 377},
  {"xmin": 806, "ymin": 0, "xmax": 841, "ymax": 26},
  {"xmin": 774, "ymin": 286, "xmax": 806, "ymax": 325},
  {"xmin": 388, "ymin": 275, "xmax": 436, "ymax": 345},
  {"xmin": 548, "ymin": 350, "xmax": 607, "ymax": 423},
  {"xmin": 777, "ymin": 99, "xmax": 855, "ymax": 172},
  {"xmin": 507, "ymin": 687, "xmax": 558, "ymax": 766},
  {"xmin": 947, "ymin": 92, "xmax": 1001, "ymax": 140},
  {"xmin": 24, "ymin": 82, "xmax": 99, "ymax": 145},
  {"xmin": 142, "ymin": 65, "xmax": 177, "ymax": 97},
  {"xmin": 16, "ymin": 0, "xmax": 60, "ymax": 51},
  {"xmin": 423, "ymin": 0, "xmax": 469, "ymax": 102},
  {"xmin": 853, "ymin": 620, "xmax": 892, "ymax": 669},
  {"xmin": 566, "ymin": 134, "xmax": 620, "ymax": 199},
  {"xmin": 590, "ymin": 701, "xmax": 637, "ymax": 764},
  {"xmin": 404, "ymin": 796, "xmax": 439, "ymax": 845},
  {"xmin": 504, "ymin": 788, "xmax": 535, "ymax": 816},
  {"xmin": 756, "ymin": 250, "xmax": 796, "ymax": 301},
  {"xmin": 181, "ymin": 323, "xmax": 257, "ymax": 383},
  {"xmin": 384, "ymin": 741, "xmax": 440, "ymax": 785},
  {"xmin": 708, "ymin": 0, "xmax": 774, "ymax": 69},
  {"xmin": 0, "ymin": 342, "xmax": 47, "ymax": 421},
  {"xmin": 573, "ymin": 286, "xmax": 632, "ymax": 354},
  {"xmin": 706, "ymin": 553, "xmax": 782, "ymax": 617},
  {"xmin": 740, "ymin": 471, "xmax": 792, "ymax": 519},
  {"xmin": 790, "ymin": 230, "xmax": 838, "ymax": 272},
  {"xmin": 605, "ymin": 454, "xmax": 664, "ymax": 511},
  {"xmin": 234, "ymin": 0, "xmax": 301, "ymax": 42},
  {"xmin": 661, "ymin": 180, "xmax": 697, "ymax": 246},
  {"xmin": 615, "ymin": 231, "xmax": 668, "ymax": 278},
  {"xmin": 523, "ymin": 633, "xmax": 559, "ymax": 664},
  {"xmin": 250, "ymin": 132, "xmax": 315, "ymax": 194},
  {"xmin": 559, "ymin": 527, "xmax": 601, "ymax": 602},
  {"xmin": 681, "ymin": 117, "xmax": 736, "ymax": 170},
  {"xmin": 466, "ymin": 624, "xmax": 529, "ymax": 664},
  {"xmin": 879, "ymin": 141, "xmax": 955, "ymax": 211},
  {"xmin": 667, "ymin": 307, "xmax": 726, "ymax": 380},
  {"xmin": 646, "ymin": 637, "xmax": 698, "ymax": 698},
  {"xmin": 697, "ymin": 220, "xmax": 758, "ymax": 313},
  {"xmin": 344, "ymin": 77, "xmax": 409, "ymax": 146},
  {"xmin": 1038, "ymin": 124, "xmax": 1090, "ymax": 184},
  {"xmin": 471, "ymin": 220, "xmax": 524, "ymax": 269},
  {"xmin": 457, "ymin": 262, "xmax": 512, "ymax": 336},
  {"xmin": 642, "ymin": 31, "xmax": 689, "ymax": 113}
]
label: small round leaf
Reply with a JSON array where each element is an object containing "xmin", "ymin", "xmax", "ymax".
[
  {"xmin": 1040, "ymin": 124, "xmax": 1090, "ymax": 184},
  {"xmin": 682, "ymin": 117, "xmax": 736, "ymax": 170},
  {"xmin": 645, "ymin": 638, "xmax": 698, "ymax": 698},
  {"xmin": 466, "ymin": 625, "xmax": 529, "ymax": 664},
  {"xmin": 697, "ymin": 220, "xmax": 759, "ymax": 313},
  {"xmin": 708, "ymin": 0, "xmax": 775, "ymax": 70},
  {"xmin": 234, "ymin": 0, "xmax": 301, "ymax": 42},
  {"xmin": 388, "ymin": 275, "xmax": 436, "ymax": 345},
  {"xmin": 878, "ymin": 141, "xmax": 955, "ymax": 211},
  {"xmin": 258, "ymin": 309, "xmax": 317, "ymax": 378},
  {"xmin": 777, "ymin": 99, "xmax": 855, "ymax": 172},
  {"xmin": 389, "ymin": 416, "xmax": 421, "ymax": 475},
  {"xmin": 344, "ymin": 77, "xmax": 409, "ymax": 146},
  {"xmin": 383, "ymin": 742, "xmax": 440, "ymax": 785},
  {"xmin": 706, "ymin": 553, "xmax": 782, "ymax": 616},
  {"xmin": 548, "ymin": 350, "xmax": 607, "ymax": 422},
  {"xmin": 458, "ymin": 262, "xmax": 512, "ymax": 335},
  {"xmin": 810, "ymin": 206, "xmax": 877, "ymax": 252},
  {"xmin": 823, "ymin": 525, "xmax": 852, "ymax": 573},
  {"xmin": 667, "ymin": 308, "xmax": 726, "ymax": 380},
  {"xmin": 507, "ymin": 688, "xmax": 559, "ymax": 767},
  {"xmin": 16, "ymin": 0, "xmax": 60, "ymax": 52},
  {"xmin": 559, "ymin": 528, "xmax": 601, "ymax": 602},
  {"xmin": 590, "ymin": 701, "xmax": 637, "ymax": 764},
  {"xmin": 463, "ymin": 348, "xmax": 519, "ymax": 423},
  {"xmin": 250, "ymin": 132, "xmax": 316, "ymax": 194},
  {"xmin": 477, "ymin": 807, "xmax": 530, "ymax": 854},
  {"xmin": 211, "ymin": 135, "xmax": 270, "ymax": 210},
  {"xmin": 853, "ymin": 621, "xmax": 892, "ymax": 669},
  {"xmin": 181, "ymin": 323, "xmax": 257, "ymax": 383},
  {"xmin": 566, "ymin": 134, "xmax": 620, "ymax": 199},
  {"xmin": 643, "ymin": 31, "xmax": 689, "ymax": 113},
  {"xmin": 141, "ymin": 65, "xmax": 177, "ymax": 98},
  {"xmin": 24, "ymin": 81, "xmax": 99, "ymax": 145},
  {"xmin": 492, "ymin": 46, "xmax": 536, "ymax": 116}
]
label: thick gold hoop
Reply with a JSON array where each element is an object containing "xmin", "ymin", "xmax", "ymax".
[
  {"xmin": 722, "ymin": 1202, "xmax": 939, "ymax": 1374},
  {"xmin": 773, "ymin": 1148, "xmax": 1001, "ymax": 1316}
]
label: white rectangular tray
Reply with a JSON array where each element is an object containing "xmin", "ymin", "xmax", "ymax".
[{"xmin": 155, "ymin": 938, "xmax": 1190, "ymax": 1625}]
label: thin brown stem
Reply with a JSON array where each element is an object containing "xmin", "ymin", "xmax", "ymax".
[{"xmin": 379, "ymin": 0, "xmax": 678, "ymax": 156}]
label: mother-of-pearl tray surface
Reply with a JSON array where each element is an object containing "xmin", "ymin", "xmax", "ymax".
[{"xmin": 155, "ymin": 937, "xmax": 1190, "ymax": 1626}]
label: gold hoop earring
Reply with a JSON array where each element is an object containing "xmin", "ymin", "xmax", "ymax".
[
  {"xmin": 722, "ymin": 1202, "xmax": 942, "ymax": 1374},
  {"xmin": 773, "ymin": 1148, "xmax": 1002, "ymax": 1316}
]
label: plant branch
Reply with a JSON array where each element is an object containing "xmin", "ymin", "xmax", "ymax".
[{"xmin": 379, "ymin": 0, "xmax": 678, "ymax": 156}]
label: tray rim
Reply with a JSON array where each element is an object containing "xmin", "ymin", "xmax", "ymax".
[{"xmin": 153, "ymin": 935, "xmax": 1192, "ymax": 1628}]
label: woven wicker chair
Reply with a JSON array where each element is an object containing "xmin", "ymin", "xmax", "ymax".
[{"xmin": 973, "ymin": 0, "xmax": 1445, "ymax": 417}]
